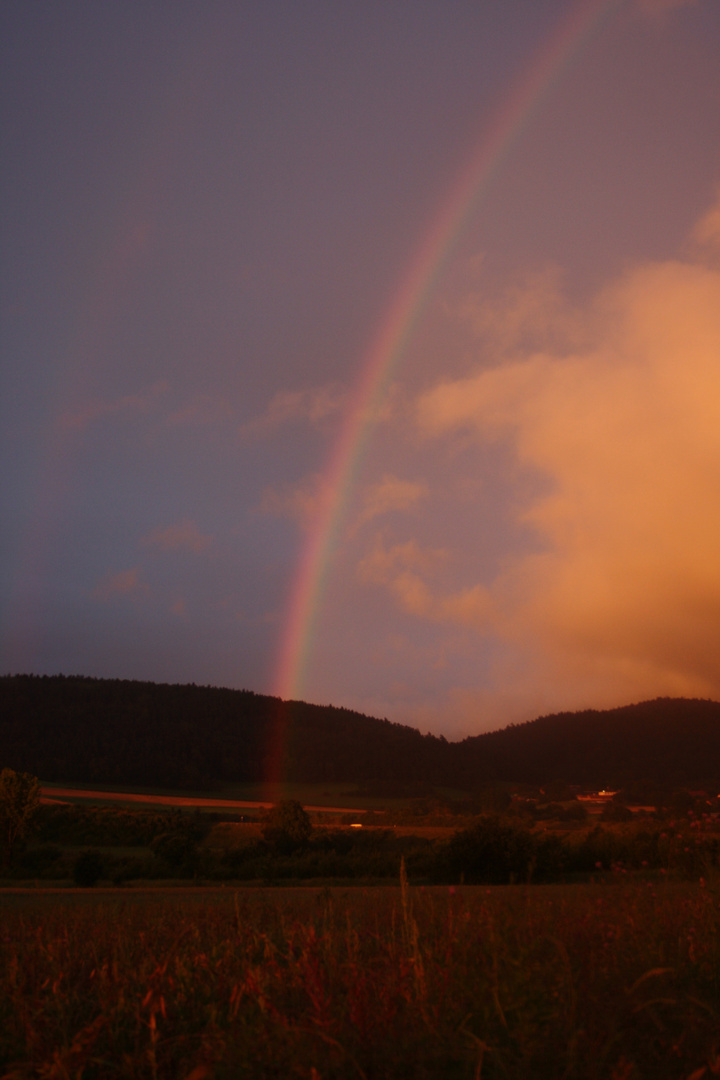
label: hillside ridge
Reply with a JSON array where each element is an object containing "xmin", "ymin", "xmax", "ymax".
[{"xmin": 2, "ymin": 674, "xmax": 720, "ymax": 789}]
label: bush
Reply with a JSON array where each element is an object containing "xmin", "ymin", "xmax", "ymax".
[
  {"xmin": 601, "ymin": 802, "xmax": 633, "ymax": 823},
  {"xmin": 0, "ymin": 768, "xmax": 40, "ymax": 866},
  {"xmin": 436, "ymin": 816, "xmax": 538, "ymax": 884},
  {"xmin": 151, "ymin": 831, "xmax": 198, "ymax": 869},
  {"xmin": 18, "ymin": 844, "xmax": 62, "ymax": 876},
  {"xmin": 261, "ymin": 800, "xmax": 313, "ymax": 854},
  {"xmin": 72, "ymin": 849, "xmax": 104, "ymax": 887},
  {"xmin": 35, "ymin": 804, "xmax": 212, "ymax": 848},
  {"xmin": 476, "ymin": 787, "xmax": 512, "ymax": 814}
]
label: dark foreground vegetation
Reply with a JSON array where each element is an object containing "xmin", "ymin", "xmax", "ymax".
[
  {"xmin": 4, "ymin": 794, "xmax": 720, "ymax": 887},
  {"xmin": 5, "ymin": 674, "xmax": 720, "ymax": 789},
  {"xmin": 4, "ymin": 773, "xmax": 720, "ymax": 1076},
  {"xmin": 3, "ymin": 881, "xmax": 720, "ymax": 1079}
]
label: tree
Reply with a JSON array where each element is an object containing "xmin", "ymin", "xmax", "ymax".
[
  {"xmin": 0, "ymin": 768, "xmax": 41, "ymax": 866},
  {"xmin": 261, "ymin": 799, "xmax": 313, "ymax": 854}
]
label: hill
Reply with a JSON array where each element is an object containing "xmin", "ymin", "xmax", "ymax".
[
  {"xmin": 2, "ymin": 674, "xmax": 720, "ymax": 790},
  {"xmin": 0, "ymin": 674, "xmax": 453, "ymax": 789},
  {"xmin": 459, "ymin": 697, "xmax": 720, "ymax": 789}
]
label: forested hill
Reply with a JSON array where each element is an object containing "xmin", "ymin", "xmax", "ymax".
[
  {"xmin": 2, "ymin": 674, "xmax": 720, "ymax": 790},
  {"xmin": 459, "ymin": 697, "xmax": 720, "ymax": 788},
  {"xmin": 0, "ymin": 674, "xmax": 454, "ymax": 789}
]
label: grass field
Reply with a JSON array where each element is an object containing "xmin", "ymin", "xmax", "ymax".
[
  {"xmin": 2, "ymin": 878, "xmax": 720, "ymax": 1079},
  {"xmin": 39, "ymin": 786, "xmax": 368, "ymax": 817},
  {"xmin": 38, "ymin": 781, "xmax": 427, "ymax": 814}
]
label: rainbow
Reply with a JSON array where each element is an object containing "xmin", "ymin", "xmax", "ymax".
[{"xmin": 270, "ymin": 0, "xmax": 620, "ymax": 755}]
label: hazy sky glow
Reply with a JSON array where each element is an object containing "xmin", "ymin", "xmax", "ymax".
[{"xmin": 2, "ymin": 1, "xmax": 720, "ymax": 735}]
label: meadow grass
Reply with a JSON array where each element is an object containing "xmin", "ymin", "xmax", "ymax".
[
  {"xmin": 38, "ymin": 780, "xmax": 418, "ymax": 813},
  {"xmin": 2, "ymin": 879, "xmax": 720, "ymax": 1079}
]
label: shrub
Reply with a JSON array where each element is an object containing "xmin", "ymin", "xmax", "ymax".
[
  {"xmin": 72, "ymin": 849, "xmax": 104, "ymax": 887},
  {"xmin": 261, "ymin": 800, "xmax": 313, "ymax": 854},
  {"xmin": 150, "ymin": 831, "xmax": 197, "ymax": 869},
  {"xmin": 437, "ymin": 816, "xmax": 538, "ymax": 884},
  {"xmin": 0, "ymin": 768, "xmax": 40, "ymax": 866},
  {"xmin": 18, "ymin": 844, "xmax": 62, "ymax": 876}
]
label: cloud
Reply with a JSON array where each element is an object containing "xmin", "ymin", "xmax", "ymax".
[
  {"xmin": 239, "ymin": 384, "xmax": 345, "ymax": 439},
  {"xmin": 354, "ymin": 475, "xmax": 429, "ymax": 529},
  {"xmin": 92, "ymin": 568, "xmax": 148, "ymax": 602},
  {"xmin": 257, "ymin": 473, "xmax": 331, "ymax": 528},
  {"xmin": 635, "ymin": 0, "xmax": 697, "ymax": 15},
  {"xmin": 358, "ymin": 538, "xmax": 441, "ymax": 617},
  {"xmin": 692, "ymin": 189, "xmax": 720, "ymax": 250},
  {"xmin": 60, "ymin": 381, "xmax": 168, "ymax": 433},
  {"xmin": 142, "ymin": 519, "xmax": 212, "ymax": 553},
  {"xmin": 358, "ymin": 537, "xmax": 495, "ymax": 626},
  {"xmin": 260, "ymin": 470, "xmax": 427, "ymax": 539},
  {"xmin": 454, "ymin": 265, "xmax": 587, "ymax": 357},
  {"xmin": 412, "ymin": 213, "xmax": 720, "ymax": 710},
  {"xmin": 166, "ymin": 394, "xmax": 234, "ymax": 427}
]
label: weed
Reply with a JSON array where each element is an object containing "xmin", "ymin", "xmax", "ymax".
[{"xmin": 1, "ymin": 882, "xmax": 720, "ymax": 1078}]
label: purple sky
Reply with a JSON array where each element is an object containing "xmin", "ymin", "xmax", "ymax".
[{"xmin": 2, "ymin": 0, "xmax": 720, "ymax": 736}]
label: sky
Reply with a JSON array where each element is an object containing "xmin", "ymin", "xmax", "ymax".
[{"xmin": 2, "ymin": 0, "xmax": 720, "ymax": 738}]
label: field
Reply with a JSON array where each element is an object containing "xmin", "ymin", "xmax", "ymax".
[
  {"xmin": 2, "ymin": 878, "xmax": 720, "ymax": 1079},
  {"xmin": 39, "ymin": 785, "xmax": 370, "ymax": 816},
  {"xmin": 38, "ymin": 781, "xmax": 419, "ymax": 814}
]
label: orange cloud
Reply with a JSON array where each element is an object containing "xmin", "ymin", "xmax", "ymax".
[
  {"xmin": 693, "ymin": 189, "xmax": 720, "ymax": 250},
  {"xmin": 239, "ymin": 384, "xmax": 344, "ymax": 439},
  {"xmin": 60, "ymin": 381, "xmax": 167, "ymax": 433},
  {"xmin": 355, "ymin": 475, "xmax": 429, "ymax": 529},
  {"xmin": 142, "ymin": 519, "xmax": 212, "ymax": 553},
  {"xmin": 92, "ymin": 568, "xmax": 148, "ymax": 602},
  {"xmin": 358, "ymin": 538, "xmax": 440, "ymax": 617},
  {"xmin": 453, "ymin": 264, "xmax": 587, "ymax": 357},
  {"xmin": 413, "ymin": 211, "xmax": 720, "ymax": 709},
  {"xmin": 358, "ymin": 537, "xmax": 495, "ymax": 627},
  {"xmin": 257, "ymin": 473, "xmax": 331, "ymax": 528},
  {"xmin": 635, "ymin": 0, "xmax": 697, "ymax": 15},
  {"xmin": 166, "ymin": 394, "xmax": 234, "ymax": 427}
]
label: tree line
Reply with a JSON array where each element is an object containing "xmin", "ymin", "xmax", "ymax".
[
  {"xmin": 4, "ymin": 674, "xmax": 720, "ymax": 789},
  {"xmin": 3, "ymin": 783, "xmax": 719, "ymax": 887}
]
